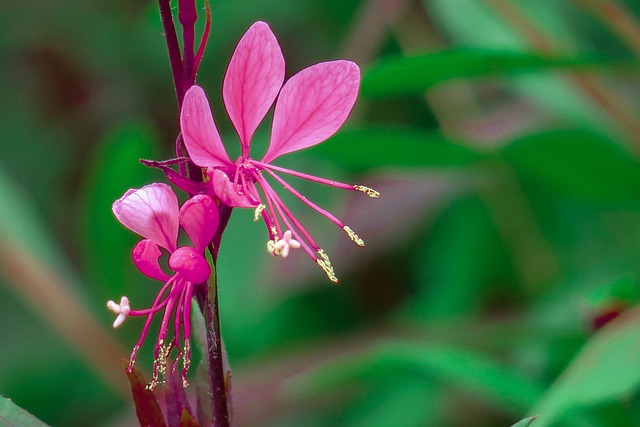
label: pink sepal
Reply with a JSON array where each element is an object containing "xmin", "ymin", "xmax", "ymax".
[
  {"xmin": 179, "ymin": 194, "xmax": 219, "ymax": 253},
  {"xmin": 181, "ymin": 86, "xmax": 233, "ymax": 168},
  {"xmin": 223, "ymin": 21, "xmax": 284, "ymax": 153},
  {"xmin": 132, "ymin": 240, "xmax": 170, "ymax": 282},
  {"xmin": 113, "ymin": 183, "xmax": 179, "ymax": 252},
  {"xmin": 263, "ymin": 60, "xmax": 360, "ymax": 163}
]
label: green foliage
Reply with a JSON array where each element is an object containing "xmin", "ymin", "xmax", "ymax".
[
  {"xmin": 3, "ymin": 0, "xmax": 640, "ymax": 426},
  {"xmin": 501, "ymin": 130, "xmax": 640, "ymax": 203},
  {"xmin": 362, "ymin": 48, "xmax": 613, "ymax": 97},
  {"xmin": 319, "ymin": 127, "xmax": 486, "ymax": 170},
  {"xmin": 511, "ymin": 416, "xmax": 539, "ymax": 427},
  {"xmin": 0, "ymin": 397, "xmax": 50, "ymax": 427},
  {"xmin": 532, "ymin": 307, "xmax": 640, "ymax": 426}
]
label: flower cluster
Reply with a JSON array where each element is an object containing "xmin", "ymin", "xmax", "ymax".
[
  {"xmin": 108, "ymin": 183, "xmax": 217, "ymax": 388},
  {"xmin": 107, "ymin": 21, "xmax": 377, "ymax": 389}
]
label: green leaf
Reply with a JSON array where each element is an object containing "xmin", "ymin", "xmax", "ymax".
[
  {"xmin": 501, "ymin": 130, "xmax": 640, "ymax": 202},
  {"xmin": 342, "ymin": 379, "xmax": 442, "ymax": 427},
  {"xmin": 511, "ymin": 416, "xmax": 539, "ymax": 427},
  {"xmin": 0, "ymin": 396, "xmax": 50, "ymax": 427},
  {"xmin": 531, "ymin": 306, "xmax": 640, "ymax": 427},
  {"xmin": 288, "ymin": 341, "xmax": 543, "ymax": 414},
  {"xmin": 318, "ymin": 127, "xmax": 485, "ymax": 171},
  {"xmin": 80, "ymin": 121, "xmax": 160, "ymax": 303},
  {"xmin": 362, "ymin": 48, "xmax": 611, "ymax": 97}
]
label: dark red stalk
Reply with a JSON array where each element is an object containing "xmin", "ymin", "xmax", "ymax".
[
  {"xmin": 179, "ymin": 0, "xmax": 198, "ymax": 93},
  {"xmin": 194, "ymin": 0, "xmax": 212, "ymax": 74},
  {"xmin": 195, "ymin": 273, "xmax": 231, "ymax": 427},
  {"xmin": 157, "ymin": 0, "xmax": 185, "ymax": 105},
  {"xmin": 156, "ymin": 1, "xmax": 232, "ymax": 425}
]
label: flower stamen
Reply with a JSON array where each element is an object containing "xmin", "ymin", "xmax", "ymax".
[
  {"xmin": 254, "ymin": 204, "xmax": 265, "ymax": 222},
  {"xmin": 316, "ymin": 249, "xmax": 338, "ymax": 283},
  {"xmin": 354, "ymin": 185, "xmax": 380, "ymax": 198},
  {"xmin": 343, "ymin": 226, "xmax": 365, "ymax": 247}
]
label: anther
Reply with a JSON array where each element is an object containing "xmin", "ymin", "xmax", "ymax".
[
  {"xmin": 316, "ymin": 249, "xmax": 339, "ymax": 283},
  {"xmin": 343, "ymin": 226, "xmax": 364, "ymax": 247},
  {"xmin": 354, "ymin": 185, "xmax": 380, "ymax": 198},
  {"xmin": 254, "ymin": 204, "xmax": 265, "ymax": 222}
]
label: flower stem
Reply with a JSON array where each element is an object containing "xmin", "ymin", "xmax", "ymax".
[
  {"xmin": 157, "ymin": 0, "xmax": 185, "ymax": 106},
  {"xmin": 195, "ymin": 270, "xmax": 231, "ymax": 427}
]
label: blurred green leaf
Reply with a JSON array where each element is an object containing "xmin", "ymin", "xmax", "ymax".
[
  {"xmin": 0, "ymin": 168, "xmax": 71, "ymax": 274},
  {"xmin": 289, "ymin": 341, "xmax": 543, "ymax": 414},
  {"xmin": 0, "ymin": 396, "xmax": 50, "ymax": 427},
  {"xmin": 343, "ymin": 379, "xmax": 442, "ymax": 427},
  {"xmin": 501, "ymin": 130, "xmax": 640, "ymax": 202},
  {"xmin": 362, "ymin": 48, "xmax": 612, "ymax": 97},
  {"xmin": 80, "ymin": 121, "xmax": 160, "ymax": 303},
  {"xmin": 318, "ymin": 127, "xmax": 485, "ymax": 171},
  {"xmin": 423, "ymin": 0, "xmax": 614, "ymax": 130},
  {"xmin": 531, "ymin": 306, "xmax": 640, "ymax": 427},
  {"xmin": 408, "ymin": 197, "xmax": 514, "ymax": 320},
  {"xmin": 511, "ymin": 416, "xmax": 538, "ymax": 427}
]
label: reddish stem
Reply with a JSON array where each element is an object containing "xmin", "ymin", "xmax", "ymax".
[{"xmin": 158, "ymin": 0, "xmax": 185, "ymax": 105}]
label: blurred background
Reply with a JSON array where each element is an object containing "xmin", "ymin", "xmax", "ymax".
[{"xmin": 3, "ymin": 0, "xmax": 640, "ymax": 426}]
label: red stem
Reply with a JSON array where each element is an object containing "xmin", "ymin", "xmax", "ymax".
[
  {"xmin": 157, "ymin": 0, "xmax": 185, "ymax": 105},
  {"xmin": 179, "ymin": 0, "xmax": 198, "ymax": 93}
]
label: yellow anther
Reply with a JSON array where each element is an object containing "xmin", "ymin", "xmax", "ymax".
[
  {"xmin": 316, "ymin": 249, "xmax": 339, "ymax": 283},
  {"xmin": 253, "ymin": 204, "xmax": 265, "ymax": 222},
  {"xmin": 354, "ymin": 185, "xmax": 380, "ymax": 198},
  {"xmin": 343, "ymin": 226, "xmax": 365, "ymax": 247},
  {"xmin": 267, "ymin": 240, "xmax": 276, "ymax": 255},
  {"xmin": 157, "ymin": 339, "xmax": 169, "ymax": 375}
]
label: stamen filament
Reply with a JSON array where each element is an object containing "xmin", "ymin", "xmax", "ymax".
[
  {"xmin": 262, "ymin": 168, "xmax": 344, "ymax": 228},
  {"xmin": 251, "ymin": 160, "xmax": 355, "ymax": 191}
]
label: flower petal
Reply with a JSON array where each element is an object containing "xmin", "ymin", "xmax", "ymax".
[
  {"xmin": 223, "ymin": 21, "xmax": 284, "ymax": 153},
  {"xmin": 263, "ymin": 60, "xmax": 360, "ymax": 163},
  {"xmin": 132, "ymin": 240, "xmax": 170, "ymax": 281},
  {"xmin": 112, "ymin": 183, "xmax": 179, "ymax": 251},
  {"xmin": 181, "ymin": 85, "xmax": 233, "ymax": 168},
  {"xmin": 179, "ymin": 194, "xmax": 219, "ymax": 253},
  {"xmin": 208, "ymin": 168, "xmax": 260, "ymax": 208}
]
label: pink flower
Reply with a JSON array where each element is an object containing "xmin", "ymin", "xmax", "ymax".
[
  {"xmin": 108, "ymin": 183, "xmax": 218, "ymax": 389},
  {"xmin": 180, "ymin": 21, "xmax": 378, "ymax": 282}
]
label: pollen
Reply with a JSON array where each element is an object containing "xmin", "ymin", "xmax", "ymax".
[
  {"xmin": 316, "ymin": 249, "xmax": 339, "ymax": 283},
  {"xmin": 254, "ymin": 204, "xmax": 265, "ymax": 222},
  {"xmin": 267, "ymin": 239, "xmax": 276, "ymax": 255},
  {"xmin": 343, "ymin": 226, "xmax": 364, "ymax": 247},
  {"xmin": 354, "ymin": 185, "xmax": 380, "ymax": 198}
]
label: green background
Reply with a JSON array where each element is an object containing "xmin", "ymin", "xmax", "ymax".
[{"xmin": 3, "ymin": 0, "xmax": 640, "ymax": 425}]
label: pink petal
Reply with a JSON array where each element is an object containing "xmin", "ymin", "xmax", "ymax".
[
  {"xmin": 223, "ymin": 21, "xmax": 285, "ymax": 154},
  {"xmin": 132, "ymin": 240, "xmax": 170, "ymax": 281},
  {"xmin": 112, "ymin": 183, "xmax": 179, "ymax": 252},
  {"xmin": 179, "ymin": 194, "xmax": 219, "ymax": 253},
  {"xmin": 208, "ymin": 168, "xmax": 260, "ymax": 208},
  {"xmin": 263, "ymin": 60, "xmax": 360, "ymax": 163},
  {"xmin": 181, "ymin": 85, "xmax": 233, "ymax": 168}
]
